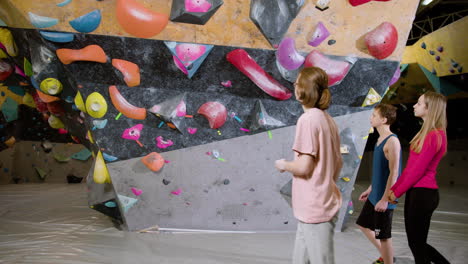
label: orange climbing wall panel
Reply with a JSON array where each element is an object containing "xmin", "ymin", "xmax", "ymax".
[{"xmin": 0, "ymin": 0, "xmax": 419, "ymax": 61}]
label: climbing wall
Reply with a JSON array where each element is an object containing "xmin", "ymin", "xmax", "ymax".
[{"xmin": 0, "ymin": 0, "xmax": 420, "ymax": 231}]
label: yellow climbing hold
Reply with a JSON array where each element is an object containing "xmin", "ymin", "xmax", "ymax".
[
  {"xmin": 85, "ymin": 92, "xmax": 107, "ymax": 118},
  {"xmin": 93, "ymin": 151, "xmax": 111, "ymax": 184},
  {"xmin": 87, "ymin": 130, "xmax": 94, "ymax": 144},
  {"xmin": 40, "ymin": 77, "xmax": 63, "ymax": 95},
  {"xmin": 0, "ymin": 28, "xmax": 18, "ymax": 58},
  {"xmin": 362, "ymin": 88, "xmax": 382, "ymax": 107},
  {"xmin": 48, "ymin": 115, "xmax": 64, "ymax": 129},
  {"xmin": 74, "ymin": 91, "xmax": 87, "ymax": 113},
  {"xmin": 22, "ymin": 92, "xmax": 36, "ymax": 108}
]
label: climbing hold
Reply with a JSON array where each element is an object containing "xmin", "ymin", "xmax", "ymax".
[
  {"xmin": 116, "ymin": 0, "xmax": 169, "ymax": 38},
  {"xmin": 449, "ymin": 68, "xmax": 455, "ymax": 74},
  {"xmin": 435, "ymin": 56, "xmax": 440, "ymax": 61},
  {"xmin": 23, "ymin": 58, "xmax": 33, "ymax": 76},
  {"xmin": 40, "ymin": 77, "xmax": 63, "ymax": 95},
  {"xmin": 349, "ymin": 0, "xmax": 391, "ymax": 6},
  {"xmin": 0, "ymin": 28, "xmax": 18, "ymax": 58},
  {"xmin": 74, "ymin": 91, "xmax": 87, "ymax": 113},
  {"xmin": 170, "ymin": 0, "xmax": 223, "ymax": 25},
  {"xmin": 141, "ymin": 152, "xmax": 165, "ymax": 172},
  {"xmin": 457, "ymin": 66, "xmax": 463, "ymax": 73},
  {"xmin": 93, "ymin": 151, "xmax": 111, "ymax": 184},
  {"xmin": 223, "ymin": 179, "xmax": 230, "ymax": 185},
  {"xmin": 56, "ymin": 45, "xmax": 107, "ymax": 65},
  {"xmin": 122, "ymin": 124, "xmax": 143, "ymax": 142},
  {"xmin": 187, "ymin": 127, "xmax": 197, "ymax": 134},
  {"xmin": 165, "ymin": 42, "xmax": 214, "ymax": 78},
  {"xmin": 316, "ymin": 0, "xmax": 330, "ymax": 10},
  {"xmin": 197, "ymin": 101, "xmax": 227, "ymax": 129},
  {"xmin": 171, "ymin": 189, "xmax": 182, "ymax": 195},
  {"xmin": 437, "ymin": 46, "xmax": 443, "ymax": 52},
  {"xmin": 227, "ymin": 49, "xmax": 292, "ymax": 100},
  {"xmin": 328, "ymin": 39, "xmax": 336, "ymax": 45},
  {"xmin": 421, "ymin": 42, "xmax": 426, "ymax": 49},
  {"xmin": 69, "ymin": 9, "xmax": 102, "ymax": 33},
  {"xmin": 102, "ymin": 152, "xmax": 118, "ymax": 162},
  {"xmin": 39, "ymin": 31, "xmax": 75, "ymax": 43},
  {"xmin": 92, "ymin": 119, "xmax": 108, "ymax": 129},
  {"xmin": 155, "ymin": 136, "xmax": 174, "ymax": 149},
  {"xmin": 365, "ymin": 22, "xmax": 398, "ymax": 60},
  {"xmin": 0, "ymin": 60, "xmax": 13, "ymax": 81},
  {"xmin": 429, "ymin": 50, "xmax": 435, "ymax": 55},
  {"xmin": 28, "ymin": 12, "xmax": 58, "ymax": 28},
  {"xmin": 304, "ymin": 50, "xmax": 352, "ymax": 86},
  {"xmin": 276, "ymin": 38, "xmax": 304, "ymax": 70},
  {"xmin": 57, "ymin": 0, "xmax": 72, "ymax": 6},
  {"xmin": 221, "ymin": 80, "xmax": 232, "ymax": 87},
  {"xmin": 36, "ymin": 89, "xmax": 60, "ymax": 103},
  {"xmin": 388, "ymin": 66, "xmax": 401, "ymax": 86},
  {"xmin": 112, "ymin": 59, "xmax": 140, "ymax": 87},
  {"xmin": 131, "ymin": 187, "xmax": 143, "ymax": 196},
  {"xmin": 308, "ymin": 22, "xmax": 330, "ymax": 47},
  {"xmin": 362, "ymin": 88, "xmax": 382, "ymax": 107},
  {"xmin": 162, "ymin": 179, "xmax": 171, "ymax": 185},
  {"xmin": 109, "ymin": 85, "xmax": 146, "ymax": 120},
  {"xmin": 47, "ymin": 101, "xmax": 65, "ymax": 116},
  {"xmin": 22, "ymin": 92, "xmax": 36, "ymax": 108},
  {"xmin": 85, "ymin": 92, "xmax": 108, "ymax": 118},
  {"xmin": 48, "ymin": 115, "xmax": 64, "ymax": 129}
]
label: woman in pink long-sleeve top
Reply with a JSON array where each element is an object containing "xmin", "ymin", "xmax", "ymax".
[{"xmin": 388, "ymin": 92, "xmax": 450, "ymax": 264}]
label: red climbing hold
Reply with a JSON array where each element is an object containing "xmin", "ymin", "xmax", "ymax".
[
  {"xmin": 227, "ymin": 49, "xmax": 292, "ymax": 100},
  {"xmin": 304, "ymin": 50, "xmax": 351, "ymax": 86},
  {"xmin": 112, "ymin": 59, "xmax": 141, "ymax": 87},
  {"xmin": 197, "ymin": 101, "xmax": 227, "ymax": 129},
  {"xmin": 365, "ymin": 22, "xmax": 398, "ymax": 60}
]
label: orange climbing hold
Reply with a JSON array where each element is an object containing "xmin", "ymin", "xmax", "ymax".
[
  {"xmin": 116, "ymin": 0, "xmax": 169, "ymax": 38},
  {"xmin": 108, "ymin": 85, "xmax": 146, "ymax": 120},
  {"xmin": 112, "ymin": 59, "xmax": 141, "ymax": 87},
  {"xmin": 141, "ymin": 152, "xmax": 165, "ymax": 172},
  {"xmin": 36, "ymin": 89, "xmax": 60, "ymax": 103},
  {"xmin": 56, "ymin": 44, "xmax": 107, "ymax": 65}
]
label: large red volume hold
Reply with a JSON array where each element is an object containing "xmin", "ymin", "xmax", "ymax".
[
  {"xmin": 365, "ymin": 22, "xmax": 398, "ymax": 60},
  {"xmin": 197, "ymin": 102, "xmax": 227, "ymax": 129},
  {"xmin": 116, "ymin": 0, "xmax": 169, "ymax": 38},
  {"xmin": 226, "ymin": 49, "xmax": 292, "ymax": 101}
]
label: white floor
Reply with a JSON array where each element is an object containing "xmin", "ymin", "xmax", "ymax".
[{"xmin": 0, "ymin": 182, "xmax": 467, "ymax": 264}]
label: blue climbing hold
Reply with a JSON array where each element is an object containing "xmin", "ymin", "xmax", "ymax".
[
  {"xmin": 69, "ymin": 10, "xmax": 101, "ymax": 33},
  {"xmin": 28, "ymin": 12, "xmax": 58, "ymax": 28},
  {"xmin": 421, "ymin": 42, "xmax": 426, "ymax": 49},
  {"xmin": 57, "ymin": 0, "xmax": 72, "ymax": 7},
  {"xmin": 458, "ymin": 66, "xmax": 463, "ymax": 73},
  {"xmin": 104, "ymin": 201, "xmax": 117, "ymax": 208},
  {"xmin": 103, "ymin": 152, "xmax": 119, "ymax": 162},
  {"xmin": 39, "ymin": 31, "xmax": 75, "ymax": 43},
  {"xmin": 0, "ymin": 92, "xmax": 5, "ymax": 96},
  {"xmin": 429, "ymin": 50, "xmax": 435, "ymax": 55}
]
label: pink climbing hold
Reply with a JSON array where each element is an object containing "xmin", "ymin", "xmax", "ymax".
[
  {"xmin": 156, "ymin": 136, "xmax": 174, "ymax": 149},
  {"xmin": 365, "ymin": 22, "xmax": 398, "ymax": 60},
  {"xmin": 58, "ymin": 128, "xmax": 68, "ymax": 134},
  {"xmin": 227, "ymin": 49, "xmax": 292, "ymax": 100},
  {"xmin": 131, "ymin": 187, "xmax": 143, "ymax": 196},
  {"xmin": 221, "ymin": 80, "xmax": 232, "ymax": 87},
  {"xmin": 173, "ymin": 56, "xmax": 189, "ymax": 75},
  {"xmin": 171, "ymin": 188, "xmax": 182, "ymax": 195},
  {"xmin": 121, "ymin": 124, "xmax": 143, "ymax": 141},
  {"xmin": 389, "ymin": 66, "xmax": 401, "ymax": 86},
  {"xmin": 276, "ymin": 37, "xmax": 305, "ymax": 70},
  {"xmin": 308, "ymin": 22, "xmax": 330, "ymax": 47},
  {"xmin": 175, "ymin": 100, "xmax": 186, "ymax": 117},
  {"xmin": 197, "ymin": 101, "xmax": 227, "ymax": 129},
  {"xmin": 187, "ymin": 127, "xmax": 198, "ymax": 134},
  {"xmin": 185, "ymin": 0, "xmax": 212, "ymax": 12},
  {"xmin": 349, "ymin": 0, "xmax": 391, "ymax": 7},
  {"xmin": 304, "ymin": 50, "xmax": 351, "ymax": 86},
  {"xmin": 176, "ymin": 44, "xmax": 206, "ymax": 67}
]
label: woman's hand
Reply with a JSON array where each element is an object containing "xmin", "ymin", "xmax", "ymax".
[{"xmin": 275, "ymin": 159, "xmax": 286, "ymax": 173}]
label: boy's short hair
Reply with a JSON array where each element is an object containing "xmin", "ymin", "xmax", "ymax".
[
  {"xmin": 375, "ymin": 104, "xmax": 397, "ymax": 125},
  {"xmin": 295, "ymin": 67, "xmax": 331, "ymax": 110}
]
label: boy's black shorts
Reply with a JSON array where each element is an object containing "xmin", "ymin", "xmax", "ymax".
[{"xmin": 356, "ymin": 199, "xmax": 394, "ymax": 239}]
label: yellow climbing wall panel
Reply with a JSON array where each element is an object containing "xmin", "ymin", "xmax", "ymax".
[{"xmin": 402, "ymin": 16, "xmax": 468, "ymax": 77}]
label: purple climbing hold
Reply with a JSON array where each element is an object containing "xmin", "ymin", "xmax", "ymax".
[
  {"xmin": 429, "ymin": 50, "xmax": 435, "ymax": 55},
  {"xmin": 389, "ymin": 66, "xmax": 401, "ymax": 86},
  {"xmin": 435, "ymin": 56, "xmax": 440, "ymax": 61},
  {"xmin": 276, "ymin": 37, "xmax": 305, "ymax": 70},
  {"xmin": 421, "ymin": 42, "xmax": 426, "ymax": 49},
  {"xmin": 449, "ymin": 68, "xmax": 455, "ymax": 74},
  {"xmin": 437, "ymin": 46, "xmax": 443, "ymax": 52},
  {"xmin": 308, "ymin": 22, "xmax": 330, "ymax": 47}
]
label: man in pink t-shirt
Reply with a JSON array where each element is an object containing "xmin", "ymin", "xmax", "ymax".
[{"xmin": 275, "ymin": 67, "xmax": 342, "ymax": 264}]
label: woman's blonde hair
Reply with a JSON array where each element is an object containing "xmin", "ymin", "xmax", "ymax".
[
  {"xmin": 410, "ymin": 91, "xmax": 447, "ymax": 153},
  {"xmin": 295, "ymin": 67, "xmax": 331, "ymax": 110}
]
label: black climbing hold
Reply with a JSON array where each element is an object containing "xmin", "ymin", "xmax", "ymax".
[
  {"xmin": 232, "ymin": 222, "xmax": 236, "ymax": 225},
  {"xmin": 249, "ymin": 188, "xmax": 255, "ymax": 192},
  {"xmin": 284, "ymin": 221, "xmax": 288, "ymax": 224},
  {"xmin": 429, "ymin": 50, "xmax": 435, "ymax": 55},
  {"xmin": 457, "ymin": 66, "xmax": 463, "ymax": 73},
  {"xmin": 327, "ymin": 39, "xmax": 336, "ymax": 45},
  {"xmin": 223, "ymin": 179, "xmax": 230, "ymax": 185},
  {"xmin": 162, "ymin": 179, "xmax": 171, "ymax": 185},
  {"xmin": 435, "ymin": 56, "xmax": 440, "ymax": 61}
]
